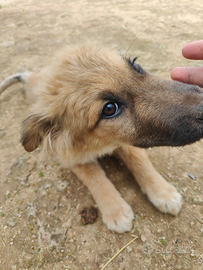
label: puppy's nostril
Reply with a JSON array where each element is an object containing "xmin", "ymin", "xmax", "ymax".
[{"xmin": 197, "ymin": 112, "xmax": 203, "ymax": 121}]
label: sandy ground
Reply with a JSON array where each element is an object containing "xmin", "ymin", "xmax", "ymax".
[{"xmin": 0, "ymin": 0, "xmax": 203, "ymax": 269}]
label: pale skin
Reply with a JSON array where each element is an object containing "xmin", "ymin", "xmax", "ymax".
[{"xmin": 171, "ymin": 40, "xmax": 203, "ymax": 87}]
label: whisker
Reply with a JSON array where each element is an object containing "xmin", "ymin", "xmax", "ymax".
[
  {"xmin": 116, "ymin": 15, "xmax": 148, "ymax": 51},
  {"xmin": 188, "ymin": 142, "xmax": 203, "ymax": 158},
  {"xmin": 174, "ymin": 146, "xmax": 193, "ymax": 154},
  {"xmin": 172, "ymin": 142, "xmax": 203, "ymax": 160},
  {"xmin": 125, "ymin": 20, "xmax": 162, "ymax": 57}
]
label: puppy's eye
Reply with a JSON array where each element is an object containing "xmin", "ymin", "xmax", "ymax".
[
  {"xmin": 102, "ymin": 102, "xmax": 119, "ymax": 118},
  {"xmin": 133, "ymin": 62, "xmax": 142, "ymax": 73},
  {"xmin": 132, "ymin": 58, "xmax": 142, "ymax": 73}
]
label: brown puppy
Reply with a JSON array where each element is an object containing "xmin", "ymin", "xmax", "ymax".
[{"xmin": 1, "ymin": 44, "xmax": 203, "ymax": 233}]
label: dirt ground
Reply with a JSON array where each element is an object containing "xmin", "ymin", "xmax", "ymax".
[{"xmin": 1, "ymin": 0, "xmax": 203, "ymax": 269}]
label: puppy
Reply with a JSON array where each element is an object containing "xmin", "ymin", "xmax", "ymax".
[{"xmin": 1, "ymin": 44, "xmax": 203, "ymax": 233}]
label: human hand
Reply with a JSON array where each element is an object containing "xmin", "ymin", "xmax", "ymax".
[{"xmin": 171, "ymin": 40, "xmax": 203, "ymax": 87}]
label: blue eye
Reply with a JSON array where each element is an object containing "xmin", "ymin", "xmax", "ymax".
[
  {"xmin": 102, "ymin": 102, "xmax": 119, "ymax": 118},
  {"xmin": 132, "ymin": 57, "xmax": 142, "ymax": 73},
  {"xmin": 133, "ymin": 62, "xmax": 142, "ymax": 73}
]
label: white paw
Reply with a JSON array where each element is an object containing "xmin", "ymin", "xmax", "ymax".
[
  {"xmin": 147, "ymin": 183, "xmax": 182, "ymax": 216},
  {"xmin": 102, "ymin": 198, "xmax": 134, "ymax": 233}
]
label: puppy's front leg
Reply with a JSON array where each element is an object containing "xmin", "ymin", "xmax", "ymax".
[
  {"xmin": 72, "ymin": 161, "xmax": 134, "ymax": 233},
  {"xmin": 116, "ymin": 145, "xmax": 182, "ymax": 215}
]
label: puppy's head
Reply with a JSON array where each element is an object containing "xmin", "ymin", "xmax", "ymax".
[
  {"xmin": 21, "ymin": 44, "xmax": 203, "ymax": 165},
  {"xmin": 21, "ymin": 45, "xmax": 139, "ymax": 161}
]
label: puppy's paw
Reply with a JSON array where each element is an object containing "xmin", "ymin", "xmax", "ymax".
[
  {"xmin": 147, "ymin": 182, "xmax": 182, "ymax": 216},
  {"xmin": 102, "ymin": 198, "xmax": 134, "ymax": 233}
]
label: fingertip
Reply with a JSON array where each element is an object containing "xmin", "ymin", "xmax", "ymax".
[
  {"xmin": 170, "ymin": 67, "xmax": 178, "ymax": 80},
  {"xmin": 170, "ymin": 67, "xmax": 186, "ymax": 82},
  {"xmin": 182, "ymin": 40, "xmax": 203, "ymax": 60},
  {"xmin": 182, "ymin": 43, "xmax": 193, "ymax": 59},
  {"xmin": 171, "ymin": 66, "xmax": 203, "ymax": 87}
]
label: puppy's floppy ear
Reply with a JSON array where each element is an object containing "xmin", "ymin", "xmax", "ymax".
[{"xmin": 21, "ymin": 114, "xmax": 61, "ymax": 152}]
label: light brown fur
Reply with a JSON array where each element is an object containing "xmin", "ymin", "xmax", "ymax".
[{"xmin": 2, "ymin": 44, "xmax": 203, "ymax": 233}]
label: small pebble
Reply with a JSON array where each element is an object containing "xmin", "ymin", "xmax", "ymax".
[
  {"xmin": 190, "ymin": 222, "xmax": 195, "ymax": 228},
  {"xmin": 188, "ymin": 173, "xmax": 195, "ymax": 180},
  {"xmin": 190, "ymin": 250, "xmax": 196, "ymax": 257},
  {"xmin": 0, "ymin": 130, "xmax": 6, "ymax": 138},
  {"xmin": 59, "ymin": 12, "xmax": 69, "ymax": 18},
  {"xmin": 141, "ymin": 235, "xmax": 146, "ymax": 242},
  {"xmin": 126, "ymin": 246, "xmax": 132, "ymax": 252},
  {"xmin": 16, "ymin": 21, "xmax": 24, "ymax": 26},
  {"xmin": 7, "ymin": 218, "xmax": 17, "ymax": 227},
  {"xmin": 57, "ymin": 180, "xmax": 68, "ymax": 191}
]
